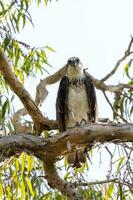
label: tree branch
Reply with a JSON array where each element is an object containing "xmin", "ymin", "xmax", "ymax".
[
  {"xmin": 35, "ymin": 65, "xmax": 67, "ymax": 105},
  {"xmin": 0, "ymin": 46, "xmax": 57, "ymax": 133},
  {"xmin": 84, "ymin": 71, "xmax": 133, "ymax": 92},
  {"xmin": 0, "ymin": 123, "xmax": 132, "ymax": 163},
  {"xmin": 101, "ymin": 36, "xmax": 133, "ymax": 82},
  {"xmin": 102, "ymin": 91, "xmax": 128, "ymax": 123},
  {"xmin": 74, "ymin": 178, "xmax": 133, "ymax": 189},
  {"xmin": 44, "ymin": 162, "xmax": 82, "ymax": 200}
]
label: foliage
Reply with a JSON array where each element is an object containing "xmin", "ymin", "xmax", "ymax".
[
  {"xmin": 0, "ymin": 153, "xmax": 46, "ymax": 200},
  {"xmin": 0, "ymin": 0, "xmax": 132, "ymax": 200},
  {"xmin": 113, "ymin": 59, "xmax": 133, "ymax": 122},
  {"xmin": 0, "ymin": 0, "xmax": 54, "ymax": 83}
]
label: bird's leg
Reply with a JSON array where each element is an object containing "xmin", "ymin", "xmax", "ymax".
[{"xmin": 72, "ymin": 150, "xmax": 82, "ymax": 168}]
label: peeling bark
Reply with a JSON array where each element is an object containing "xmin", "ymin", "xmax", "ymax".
[{"xmin": 0, "ymin": 123, "xmax": 132, "ymax": 162}]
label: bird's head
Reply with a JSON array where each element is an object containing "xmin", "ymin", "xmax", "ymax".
[{"xmin": 67, "ymin": 57, "xmax": 84, "ymax": 79}]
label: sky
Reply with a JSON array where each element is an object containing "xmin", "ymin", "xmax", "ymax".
[
  {"xmin": 15, "ymin": 0, "xmax": 133, "ymax": 180},
  {"xmin": 17, "ymin": 0, "xmax": 133, "ymax": 120}
]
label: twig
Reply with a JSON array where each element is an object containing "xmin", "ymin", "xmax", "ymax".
[
  {"xmin": 102, "ymin": 91, "xmax": 128, "ymax": 123},
  {"xmin": 75, "ymin": 178, "xmax": 118, "ymax": 187},
  {"xmin": 101, "ymin": 36, "xmax": 133, "ymax": 82},
  {"xmin": 74, "ymin": 178, "xmax": 133, "ymax": 188}
]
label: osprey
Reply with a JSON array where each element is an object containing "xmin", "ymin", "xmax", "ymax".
[{"xmin": 56, "ymin": 57, "xmax": 97, "ymax": 168}]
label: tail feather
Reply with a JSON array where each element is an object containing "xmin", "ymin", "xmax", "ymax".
[{"xmin": 67, "ymin": 148, "xmax": 86, "ymax": 168}]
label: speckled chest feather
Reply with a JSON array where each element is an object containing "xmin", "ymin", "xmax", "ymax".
[{"xmin": 66, "ymin": 80, "xmax": 89, "ymax": 128}]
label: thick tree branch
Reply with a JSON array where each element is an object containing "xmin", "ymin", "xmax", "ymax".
[{"xmin": 0, "ymin": 123, "xmax": 132, "ymax": 163}]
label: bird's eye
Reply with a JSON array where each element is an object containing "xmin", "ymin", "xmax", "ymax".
[
  {"xmin": 76, "ymin": 58, "xmax": 80, "ymax": 63},
  {"xmin": 68, "ymin": 60, "xmax": 72, "ymax": 65}
]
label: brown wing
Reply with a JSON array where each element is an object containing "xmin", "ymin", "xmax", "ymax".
[
  {"xmin": 84, "ymin": 76, "xmax": 97, "ymax": 122},
  {"xmin": 56, "ymin": 76, "xmax": 69, "ymax": 132}
]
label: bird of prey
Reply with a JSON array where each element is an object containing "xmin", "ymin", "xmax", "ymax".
[{"xmin": 56, "ymin": 57, "xmax": 97, "ymax": 168}]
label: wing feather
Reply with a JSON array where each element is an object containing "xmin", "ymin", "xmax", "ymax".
[
  {"xmin": 84, "ymin": 76, "xmax": 97, "ymax": 122},
  {"xmin": 56, "ymin": 76, "xmax": 69, "ymax": 131}
]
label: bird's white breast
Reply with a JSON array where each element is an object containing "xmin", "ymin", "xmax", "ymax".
[{"xmin": 66, "ymin": 83, "xmax": 89, "ymax": 128}]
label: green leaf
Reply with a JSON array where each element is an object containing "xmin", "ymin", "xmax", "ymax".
[
  {"xmin": 116, "ymin": 156, "xmax": 125, "ymax": 173},
  {"xmin": 6, "ymin": 185, "xmax": 12, "ymax": 200},
  {"xmin": 27, "ymin": 155, "xmax": 33, "ymax": 175},
  {"xmin": 128, "ymin": 80, "xmax": 133, "ymax": 85},
  {"xmin": 21, "ymin": 179, "xmax": 26, "ymax": 200},
  {"xmin": 105, "ymin": 183, "xmax": 114, "ymax": 200},
  {"xmin": 44, "ymin": 0, "xmax": 48, "ymax": 6},
  {"xmin": 64, "ymin": 172, "xmax": 71, "ymax": 181},
  {"xmin": 3, "ymin": 36, "xmax": 11, "ymax": 50},
  {"xmin": 0, "ymin": 1, "xmax": 5, "ymax": 17},
  {"xmin": 21, "ymin": 153, "xmax": 26, "ymax": 175},
  {"xmin": 46, "ymin": 45, "xmax": 55, "ymax": 52},
  {"xmin": 25, "ymin": 11, "xmax": 34, "ymax": 27},
  {"xmin": 22, "ymin": 14, "xmax": 26, "ymax": 28},
  {"xmin": 24, "ymin": 0, "xmax": 29, "ymax": 11},
  {"xmin": 124, "ymin": 59, "xmax": 133, "ymax": 79},
  {"xmin": 2, "ymin": 99, "xmax": 10, "ymax": 119},
  {"xmin": 16, "ymin": 12, "xmax": 21, "ymax": 32},
  {"xmin": 15, "ymin": 158, "xmax": 20, "ymax": 172},
  {"xmin": 0, "ymin": 183, "xmax": 3, "ymax": 198},
  {"xmin": 9, "ymin": 13, "xmax": 16, "ymax": 33},
  {"xmin": 124, "ymin": 63, "xmax": 129, "ymax": 74},
  {"xmin": 25, "ymin": 177, "xmax": 34, "ymax": 197}
]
